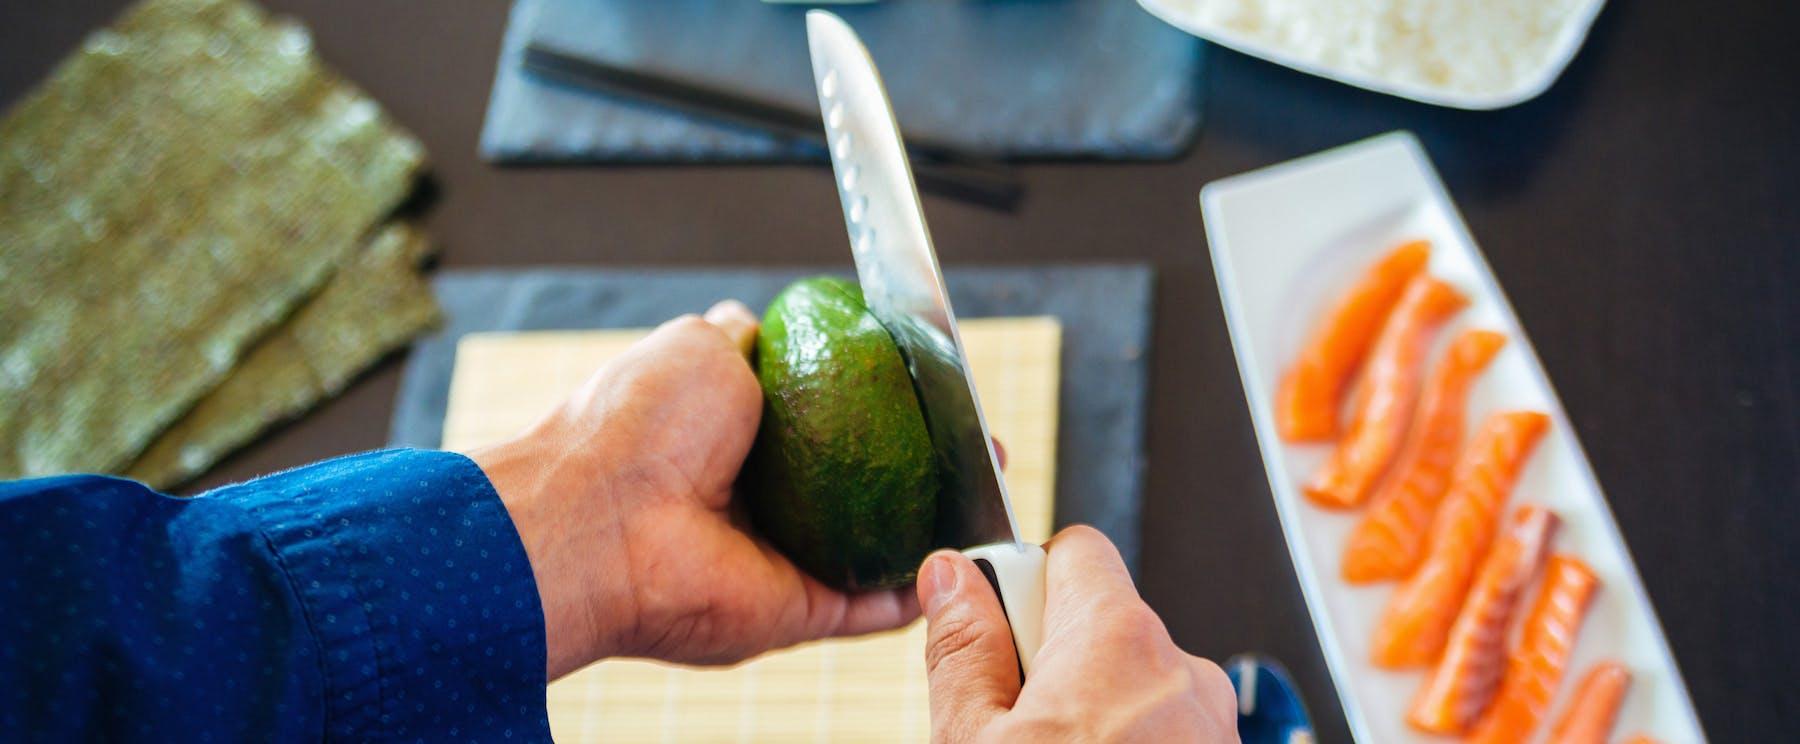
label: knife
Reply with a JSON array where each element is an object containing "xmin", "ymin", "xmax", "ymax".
[{"xmin": 805, "ymin": 10, "xmax": 1048, "ymax": 676}]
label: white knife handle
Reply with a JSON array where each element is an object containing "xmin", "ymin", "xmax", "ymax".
[{"xmin": 962, "ymin": 542, "xmax": 1047, "ymax": 678}]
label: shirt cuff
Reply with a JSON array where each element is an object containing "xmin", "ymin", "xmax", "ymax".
[{"xmin": 207, "ymin": 449, "xmax": 550, "ymax": 741}]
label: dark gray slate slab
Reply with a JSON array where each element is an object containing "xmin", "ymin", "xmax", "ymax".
[{"xmin": 479, "ymin": 0, "xmax": 1205, "ymax": 162}]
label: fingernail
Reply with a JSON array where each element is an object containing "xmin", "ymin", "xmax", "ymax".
[{"xmin": 920, "ymin": 554, "xmax": 959, "ymax": 616}]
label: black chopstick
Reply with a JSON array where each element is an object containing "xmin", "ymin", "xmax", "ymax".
[{"xmin": 521, "ymin": 43, "xmax": 1024, "ymax": 211}]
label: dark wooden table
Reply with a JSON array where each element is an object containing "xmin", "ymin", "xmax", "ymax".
[{"xmin": 5, "ymin": 1, "xmax": 1795, "ymax": 740}]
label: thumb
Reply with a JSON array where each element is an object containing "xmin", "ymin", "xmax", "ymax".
[{"xmin": 918, "ymin": 551, "xmax": 1021, "ymax": 742}]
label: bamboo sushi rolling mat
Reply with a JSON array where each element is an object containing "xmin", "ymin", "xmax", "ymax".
[{"xmin": 438, "ymin": 317, "xmax": 1062, "ymax": 742}]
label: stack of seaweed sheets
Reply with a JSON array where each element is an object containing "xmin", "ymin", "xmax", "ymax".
[{"xmin": 0, "ymin": 0, "xmax": 439, "ymax": 489}]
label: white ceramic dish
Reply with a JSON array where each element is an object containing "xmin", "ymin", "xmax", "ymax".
[
  {"xmin": 1200, "ymin": 132, "xmax": 1706, "ymax": 742},
  {"xmin": 1138, "ymin": 0, "xmax": 1607, "ymax": 109}
]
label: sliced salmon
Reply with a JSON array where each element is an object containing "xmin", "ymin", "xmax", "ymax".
[
  {"xmin": 1369, "ymin": 411, "xmax": 1550, "ymax": 668},
  {"xmin": 1304, "ymin": 275, "xmax": 1467, "ymax": 508},
  {"xmin": 1342, "ymin": 329, "xmax": 1507, "ymax": 583},
  {"xmin": 1618, "ymin": 735, "xmax": 1664, "ymax": 744},
  {"xmin": 1546, "ymin": 661, "xmax": 1633, "ymax": 744},
  {"xmin": 1406, "ymin": 505, "xmax": 1558, "ymax": 735},
  {"xmin": 1467, "ymin": 555, "xmax": 1602, "ymax": 744},
  {"xmin": 1276, "ymin": 240, "xmax": 1431, "ymax": 442}
]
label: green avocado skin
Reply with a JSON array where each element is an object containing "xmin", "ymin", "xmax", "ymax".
[{"xmin": 748, "ymin": 277, "xmax": 939, "ymax": 591}]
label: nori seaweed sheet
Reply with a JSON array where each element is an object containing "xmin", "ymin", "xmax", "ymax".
[
  {"xmin": 0, "ymin": 0, "xmax": 424, "ymax": 477},
  {"xmin": 126, "ymin": 224, "xmax": 439, "ymax": 490}
]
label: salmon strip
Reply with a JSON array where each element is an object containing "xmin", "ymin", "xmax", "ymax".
[
  {"xmin": 1406, "ymin": 505, "xmax": 1558, "ymax": 735},
  {"xmin": 1276, "ymin": 240, "xmax": 1431, "ymax": 442},
  {"xmin": 1342, "ymin": 329, "xmax": 1507, "ymax": 583},
  {"xmin": 1547, "ymin": 661, "xmax": 1633, "ymax": 744},
  {"xmin": 1304, "ymin": 274, "xmax": 1467, "ymax": 507},
  {"xmin": 1619, "ymin": 736, "xmax": 1664, "ymax": 744},
  {"xmin": 1467, "ymin": 555, "xmax": 1602, "ymax": 744},
  {"xmin": 1370, "ymin": 410, "xmax": 1550, "ymax": 668}
]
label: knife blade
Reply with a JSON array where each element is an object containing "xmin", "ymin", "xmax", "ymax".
[{"xmin": 805, "ymin": 9, "xmax": 1047, "ymax": 676}]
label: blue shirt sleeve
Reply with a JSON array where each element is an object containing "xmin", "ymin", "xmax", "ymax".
[{"xmin": 0, "ymin": 449, "xmax": 552, "ymax": 743}]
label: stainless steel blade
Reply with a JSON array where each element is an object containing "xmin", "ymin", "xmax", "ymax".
[{"xmin": 805, "ymin": 11, "xmax": 1020, "ymax": 548}]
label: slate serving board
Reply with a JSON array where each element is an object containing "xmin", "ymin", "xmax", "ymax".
[
  {"xmin": 388, "ymin": 266, "xmax": 1153, "ymax": 570},
  {"xmin": 479, "ymin": 0, "xmax": 1205, "ymax": 162}
]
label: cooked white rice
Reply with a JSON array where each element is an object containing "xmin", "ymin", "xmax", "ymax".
[{"xmin": 1169, "ymin": 0, "xmax": 1588, "ymax": 95}]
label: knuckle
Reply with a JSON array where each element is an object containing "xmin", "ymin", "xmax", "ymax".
[
  {"xmin": 1099, "ymin": 601, "xmax": 1169, "ymax": 648},
  {"xmin": 657, "ymin": 314, "xmax": 719, "ymax": 345},
  {"xmin": 1116, "ymin": 599, "xmax": 1165, "ymax": 629},
  {"xmin": 667, "ymin": 313, "xmax": 708, "ymax": 331},
  {"xmin": 925, "ymin": 613, "xmax": 994, "ymax": 674},
  {"xmin": 1189, "ymin": 656, "xmax": 1230, "ymax": 693},
  {"xmin": 1188, "ymin": 657, "xmax": 1240, "ymax": 725}
]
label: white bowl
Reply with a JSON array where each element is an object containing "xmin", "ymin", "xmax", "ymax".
[
  {"xmin": 1200, "ymin": 132, "xmax": 1707, "ymax": 742},
  {"xmin": 1139, "ymin": 0, "xmax": 1607, "ymax": 109}
]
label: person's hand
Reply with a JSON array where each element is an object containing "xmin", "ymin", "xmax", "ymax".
[
  {"xmin": 470, "ymin": 301, "xmax": 919, "ymax": 679},
  {"xmin": 917, "ymin": 526, "xmax": 1239, "ymax": 742}
]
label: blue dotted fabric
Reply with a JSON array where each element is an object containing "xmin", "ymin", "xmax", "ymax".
[{"xmin": 0, "ymin": 449, "xmax": 551, "ymax": 742}]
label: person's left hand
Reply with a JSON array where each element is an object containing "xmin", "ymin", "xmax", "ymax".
[{"xmin": 469, "ymin": 301, "xmax": 920, "ymax": 679}]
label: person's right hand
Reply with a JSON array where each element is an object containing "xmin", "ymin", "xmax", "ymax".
[{"xmin": 916, "ymin": 525, "xmax": 1239, "ymax": 742}]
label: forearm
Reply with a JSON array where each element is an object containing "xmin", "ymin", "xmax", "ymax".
[
  {"xmin": 0, "ymin": 449, "xmax": 551, "ymax": 741},
  {"xmin": 1, "ymin": 474, "xmax": 324, "ymax": 741}
]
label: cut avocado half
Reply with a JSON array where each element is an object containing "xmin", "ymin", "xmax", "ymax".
[{"xmin": 747, "ymin": 276, "xmax": 939, "ymax": 591}]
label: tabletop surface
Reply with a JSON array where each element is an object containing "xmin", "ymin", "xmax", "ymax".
[{"xmin": 4, "ymin": 2, "xmax": 1794, "ymax": 740}]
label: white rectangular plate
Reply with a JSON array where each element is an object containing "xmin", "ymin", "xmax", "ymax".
[
  {"xmin": 1201, "ymin": 132, "xmax": 1705, "ymax": 742},
  {"xmin": 1138, "ymin": 0, "xmax": 1606, "ymax": 109}
]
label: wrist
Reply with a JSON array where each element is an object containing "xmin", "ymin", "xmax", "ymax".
[{"xmin": 469, "ymin": 411, "xmax": 637, "ymax": 679}]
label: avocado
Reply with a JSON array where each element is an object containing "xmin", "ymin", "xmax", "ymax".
[{"xmin": 748, "ymin": 277, "xmax": 939, "ymax": 591}]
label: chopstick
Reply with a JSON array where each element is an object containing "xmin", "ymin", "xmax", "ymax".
[{"xmin": 521, "ymin": 43, "xmax": 1024, "ymax": 211}]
